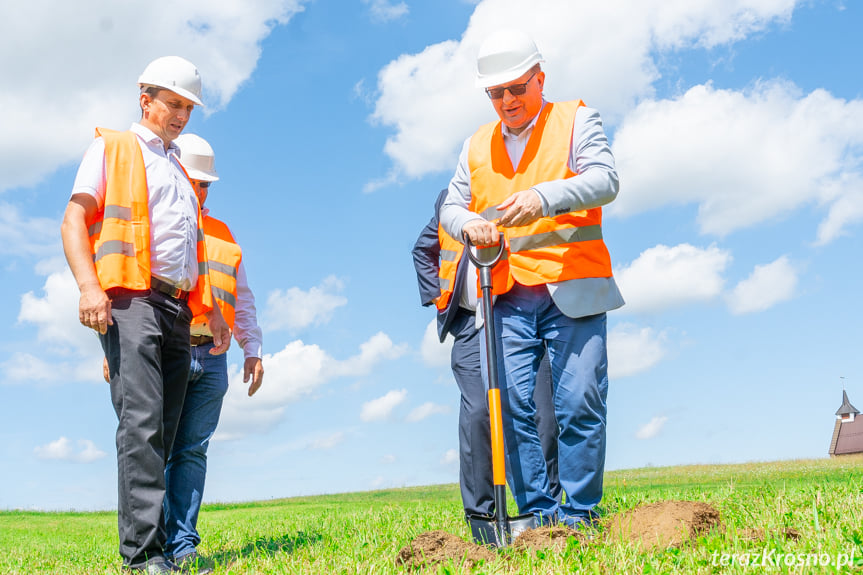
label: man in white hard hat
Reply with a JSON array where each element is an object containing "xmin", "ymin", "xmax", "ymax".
[
  {"xmin": 412, "ymin": 189, "xmax": 562, "ymax": 522},
  {"xmin": 440, "ymin": 29, "xmax": 624, "ymax": 528},
  {"xmin": 163, "ymin": 133, "xmax": 264, "ymax": 572},
  {"xmin": 61, "ymin": 56, "xmax": 231, "ymax": 573}
]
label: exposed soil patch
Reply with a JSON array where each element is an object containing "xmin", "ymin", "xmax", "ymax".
[
  {"xmin": 606, "ymin": 500, "xmax": 721, "ymax": 549},
  {"xmin": 395, "ymin": 530, "xmax": 495, "ymax": 571},
  {"xmin": 511, "ymin": 525, "xmax": 589, "ymax": 552},
  {"xmin": 397, "ymin": 501, "xmax": 731, "ymax": 568}
]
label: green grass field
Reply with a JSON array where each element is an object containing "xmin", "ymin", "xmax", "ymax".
[{"xmin": 2, "ymin": 457, "xmax": 862, "ymax": 574}]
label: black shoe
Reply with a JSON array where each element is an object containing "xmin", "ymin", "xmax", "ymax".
[
  {"xmin": 129, "ymin": 558, "xmax": 181, "ymax": 573},
  {"xmin": 173, "ymin": 551, "xmax": 214, "ymax": 574}
]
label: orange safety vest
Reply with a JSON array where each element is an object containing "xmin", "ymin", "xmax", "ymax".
[
  {"xmin": 87, "ymin": 128, "xmax": 212, "ymax": 317},
  {"xmin": 191, "ymin": 215, "xmax": 242, "ymax": 331},
  {"xmin": 435, "ymin": 223, "xmax": 464, "ymax": 311},
  {"xmin": 468, "ymin": 100, "xmax": 613, "ymax": 296}
]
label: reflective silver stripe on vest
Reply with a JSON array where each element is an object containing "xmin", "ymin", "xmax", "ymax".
[
  {"xmin": 508, "ymin": 225, "xmax": 603, "ymax": 253},
  {"xmin": 209, "ymin": 261, "xmax": 238, "ymax": 278},
  {"xmin": 88, "ymin": 205, "xmax": 133, "ymax": 237},
  {"xmin": 198, "ymin": 261, "xmax": 209, "ymax": 275},
  {"xmin": 197, "ymin": 228, "xmax": 205, "ymax": 242},
  {"xmin": 105, "ymin": 205, "xmax": 132, "ymax": 221},
  {"xmin": 480, "ymin": 205, "xmax": 502, "ymax": 222},
  {"xmin": 93, "ymin": 240, "xmax": 135, "ymax": 262},
  {"xmin": 440, "ymin": 249, "xmax": 458, "ymax": 262},
  {"xmin": 439, "ymin": 277, "xmax": 451, "ymax": 292},
  {"xmin": 212, "ymin": 286, "xmax": 236, "ymax": 309}
]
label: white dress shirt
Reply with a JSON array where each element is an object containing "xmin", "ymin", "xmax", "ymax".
[
  {"xmin": 441, "ymin": 102, "xmax": 625, "ymax": 318},
  {"xmin": 233, "ymin": 261, "xmax": 264, "ymax": 359},
  {"xmin": 71, "ymin": 123, "xmax": 201, "ymax": 290}
]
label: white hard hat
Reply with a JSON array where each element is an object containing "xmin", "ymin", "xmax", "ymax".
[
  {"xmin": 174, "ymin": 134, "xmax": 219, "ymax": 182},
  {"xmin": 475, "ymin": 29, "xmax": 544, "ymax": 89},
  {"xmin": 138, "ymin": 56, "xmax": 204, "ymax": 106}
]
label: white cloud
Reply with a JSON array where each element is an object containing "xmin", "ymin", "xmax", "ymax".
[
  {"xmin": 1, "ymin": 352, "xmax": 105, "ymax": 387},
  {"xmin": 363, "ymin": 0, "xmax": 408, "ymax": 22},
  {"xmin": 611, "ymin": 82, "xmax": 863, "ymax": 240},
  {"xmin": 420, "ymin": 319, "xmax": 453, "ymax": 367},
  {"xmin": 362, "ymin": 169, "xmax": 400, "ymax": 194},
  {"xmin": 615, "ymin": 244, "xmax": 731, "ymax": 314},
  {"xmin": 0, "ymin": 204, "xmax": 60, "ymax": 259},
  {"xmin": 329, "ymin": 332, "xmax": 409, "ymax": 377},
  {"xmin": 34, "ymin": 437, "xmax": 107, "ymax": 463},
  {"xmin": 816, "ymin": 180, "xmax": 863, "ymax": 245},
  {"xmin": 18, "ymin": 268, "xmax": 88, "ymax": 349},
  {"xmin": 1, "ymin": 0, "xmax": 309, "ymax": 193},
  {"xmin": 307, "ymin": 432, "xmax": 345, "ymax": 450},
  {"xmin": 360, "ymin": 389, "xmax": 408, "ymax": 422},
  {"xmin": 6, "ymin": 266, "xmax": 105, "ymax": 385},
  {"xmin": 352, "ymin": 78, "xmax": 375, "ymax": 107},
  {"xmin": 369, "ymin": 0, "xmax": 800, "ymax": 183},
  {"xmin": 265, "ymin": 276, "xmax": 348, "ymax": 331},
  {"xmin": 608, "ymin": 323, "xmax": 668, "ymax": 379},
  {"xmin": 727, "ymin": 256, "xmax": 798, "ymax": 315},
  {"xmin": 216, "ymin": 332, "xmax": 407, "ymax": 439},
  {"xmin": 2, "ymin": 353, "xmax": 62, "ymax": 384},
  {"xmin": 647, "ymin": 0, "xmax": 795, "ymax": 50},
  {"xmin": 635, "ymin": 416, "xmax": 669, "ymax": 440},
  {"xmin": 406, "ymin": 402, "xmax": 451, "ymax": 423},
  {"xmin": 440, "ymin": 448, "xmax": 459, "ymax": 466},
  {"xmin": 380, "ymin": 454, "xmax": 397, "ymax": 464}
]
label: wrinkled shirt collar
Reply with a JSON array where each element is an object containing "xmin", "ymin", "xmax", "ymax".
[{"xmin": 130, "ymin": 122, "xmax": 180, "ymax": 154}]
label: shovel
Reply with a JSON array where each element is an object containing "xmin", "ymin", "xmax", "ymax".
[{"xmin": 464, "ymin": 233, "xmax": 537, "ymax": 547}]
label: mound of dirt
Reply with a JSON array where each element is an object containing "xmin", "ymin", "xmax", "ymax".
[
  {"xmin": 396, "ymin": 501, "xmax": 728, "ymax": 567},
  {"xmin": 607, "ymin": 500, "xmax": 721, "ymax": 549},
  {"xmin": 511, "ymin": 525, "xmax": 589, "ymax": 552},
  {"xmin": 395, "ymin": 530, "xmax": 495, "ymax": 571}
]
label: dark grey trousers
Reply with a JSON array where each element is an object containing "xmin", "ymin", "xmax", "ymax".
[
  {"xmin": 100, "ymin": 290, "xmax": 193, "ymax": 569},
  {"xmin": 450, "ymin": 308, "xmax": 560, "ymax": 517}
]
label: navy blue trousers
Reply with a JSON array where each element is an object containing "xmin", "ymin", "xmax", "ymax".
[{"xmin": 450, "ymin": 307, "xmax": 560, "ymax": 517}]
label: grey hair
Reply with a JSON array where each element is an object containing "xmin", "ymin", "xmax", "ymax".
[{"xmin": 139, "ymin": 85, "xmax": 161, "ymax": 117}]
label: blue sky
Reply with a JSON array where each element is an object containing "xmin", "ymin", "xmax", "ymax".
[{"xmin": 1, "ymin": 0, "xmax": 861, "ymax": 511}]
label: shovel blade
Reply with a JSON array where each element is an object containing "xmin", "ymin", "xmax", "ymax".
[{"xmin": 467, "ymin": 512, "xmax": 538, "ymax": 547}]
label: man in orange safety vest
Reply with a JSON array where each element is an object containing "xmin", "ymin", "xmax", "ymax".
[
  {"xmin": 439, "ymin": 29, "xmax": 625, "ymax": 528},
  {"xmin": 61, "ymin": 56, "xmax": 231, "ymax": 573},
  {"xmin": 163, "ymin": 133, "xmax": 264, "ymax": 573}
]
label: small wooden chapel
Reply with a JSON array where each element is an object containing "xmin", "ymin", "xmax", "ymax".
[{"xmin": 828, "ymin": 389, "xmax": 863, "ymax": 457}]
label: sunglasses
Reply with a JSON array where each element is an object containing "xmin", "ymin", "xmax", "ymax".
[
  {"xmin": 485, "ymin": 72, "xmax": 537, "ymax": 100},
  {"xmin": 197, "ymin": 181, "xmax": 211, "ymax": 189}
]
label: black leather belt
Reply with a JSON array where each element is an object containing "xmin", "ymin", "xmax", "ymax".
[
  {"xmin": 150, "ymin": 276, "xmax": 191, "ymax": 302},
  {"xmin": 190, "ymin": 334, "xmax": 214, "ymax": 346}
]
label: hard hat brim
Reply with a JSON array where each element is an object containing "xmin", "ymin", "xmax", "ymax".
[
  {"xmin": 184, "ymin": 167, "xmax": 219, "ymax": 182},
  {"xmin": 139, "ymin": 82, "xmax": 204, "ymax": 107},
  {"xmin": 475, "ymin": 58, "xmax": 545, "ymax": 89}
]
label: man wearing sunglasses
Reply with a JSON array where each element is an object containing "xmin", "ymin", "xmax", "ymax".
[
  {"xmin": 412, "ymin": 188, "xmax": 562, "ymax": 525},
  {"xmin": 440, "ymin": 29, "xmax": 624, "ymax": 529}
]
